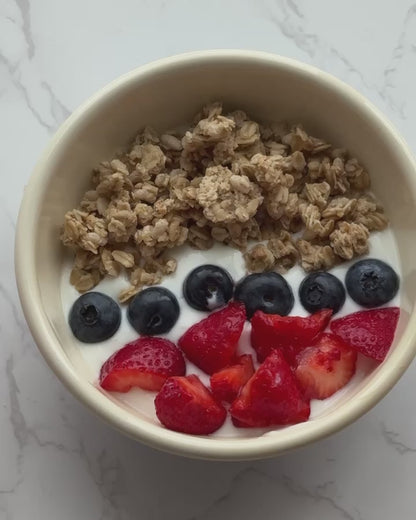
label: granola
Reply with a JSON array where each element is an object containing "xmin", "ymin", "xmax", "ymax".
[{"xmin": 61, "ymin": 102, "xmax": 388, "ymax": 301}]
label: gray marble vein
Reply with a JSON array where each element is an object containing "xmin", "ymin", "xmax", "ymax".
[
  {"xmin": 78, "ymin": 443, "xmax": 125, "ymax": 520},
  {"xmin": 14, "ymin": 0, "xmax": 35, "ymax": 59},
  {"xmin": 0, "ymin": 51, "xmax": 55, "ymax": 133},
  {"xmin": 280, "ymin": 473, "xmax": 359, "ymax": 520},
  {"xmin": 381, "ymin": 422, "xmax": 416, "ymax": 455},
  {"xmin": 264, "ymin": 0, "xmax": 408, "ymax": 118},
  {"xmin": 0, "ymin": 284, "xmax": 27, "ymax": 340},
  {"xmin": 187, "ymin": 467, "xmax": 361, "ymax": 520},
  {"xmin": 3, "ymin": 352, "xmax": 127, "ymax": 518},
  {"xmin": 41, "ymin": 80, "xmax": 71, "ymax": 123},
  {"xmin": 266, "ymin": 0, "xmax": 319, "ymax": 59},
  {"xmin": 379, "ymin": 4, "xmax": 416, "ymax": 117}
]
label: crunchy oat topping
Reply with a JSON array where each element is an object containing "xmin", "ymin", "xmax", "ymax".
[
  {"xmin": 62, "ymin": 210, "xmax": 108, "ymax": 254},
  {"xmin": 299, "ymin": 202, "xmax": 334, "ymax": 239},
  {"xmin": 69, "ymin": 267, "xmax": 102, "ymax": 293},
  {"xmin": 351, "ymin": 196, "xmax": 388, "ymax": 231},
  {"xmin": 61, "ymin": 102, "xmax": 388, "ymax": 300},
  {"xmin": 302, "ymin": 182, "xmax": 331, "ymax": 210},
  {"xmin": 111, "ymin": 250, "xmax": 135, "ymax": 269},
  {"xmin": 267, "ymin": 231, "xmax": 298, "ymax": 273},
  {"xmin": 196, "ymin": 166, "xmax": 263, "ymax": 224},
  {"xmin": 244, "ymin": 244, "xmax": 275, "ymax": 273},
  {"xmin": 321, "ymin": 197, "xmax": 357, "ymax": 220},
  {"xmin": 329, "ymin": 222, "xmax": 370, "ymax": 260},
  {"xmin": 297, "ymin": 240, "xmax": 338, "ymax": 272}
]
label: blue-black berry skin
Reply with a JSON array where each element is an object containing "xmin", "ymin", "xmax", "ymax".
[
  {"xmin": 69, "ymin": 292, "xmax": 121, "ymax": 343},
  {"xmin": 234, "ymin": 272, "xmax": 294, "ymax": 319},
  {"xmin": 183, "ymin": 265, "xmax": 234, "ymax": 311},
  {"xmin": 127, "ymin": 287, "xmax": 180, "ymax": 335},
  {"xmin": 345, "ymin": 259, "xmax": 399, "ymax": 308},
  {"xmin": 299, "ymin": 272, "xmax": 346, "ymax": 314}
]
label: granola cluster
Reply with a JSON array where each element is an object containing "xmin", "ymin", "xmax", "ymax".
[{"xmin": 61, "ymin": 102, "xmax": 388, "ymax": 301}]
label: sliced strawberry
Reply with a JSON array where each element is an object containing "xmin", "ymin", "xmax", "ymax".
[
  {"xmin": 250, "ymin": 309, "xmax": 332, "ymax": 364},
  {"xmin": 210, "ymin": 354, "xmax": 255, "ymax": 403},
  {"xmin": 330, "ymin": 307, "xmax": 400, "ymax": 362},
  {"xmin": 295, "ymin": 333, "xmax": 357, "ymax": 399},
  {"xmin": 155, "ymin": 375, "xmax": 226, "ymax": 434},
  {"xmin": 231, "ymin": 417, "xmax": 251, "ymax": 428},
  {"xmin": 178, "ymin": 302, "xmax": 246, "ymax": 375},
  {"xmin": 230, "ymin": 350, "xmax": 310, "ymax": 427},
  {"xmin": 99, "ymin": 337, "xmax": 186, "ymax": 392}
]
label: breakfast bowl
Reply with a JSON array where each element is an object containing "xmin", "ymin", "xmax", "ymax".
[{"xmin": 15, "ymin": 50, "xmax": 416, "ymax": 460}]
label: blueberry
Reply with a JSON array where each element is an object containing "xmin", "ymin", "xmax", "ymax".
[
  {"xmin": 299, "ymin": 272, "xmax": 346, "ymax": 314},
  {"xmin": 128, "ymin": 287, "xmax": 179, "ymax": 335},
  {"xmin": 183, "ymin": 264, "xmax": 234, "ymax": 311},
  {"xmin": 69, "ymin": 292, "xmax": 121, "ymax": 343},
  {"xmin": 345, "ymin": 259, "xmax": 399, "ymax": 308},
  {"xmin": 234, "ymin": 272, "xmax": 294, "ymax": 319}
]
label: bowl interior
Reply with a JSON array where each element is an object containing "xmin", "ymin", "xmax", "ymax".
[{"xmin": 19, "ymin": 52, "xmax": 416, "ymax": 459}]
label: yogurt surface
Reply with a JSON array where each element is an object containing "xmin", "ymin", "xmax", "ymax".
[{"xmin": 60, "ymin": 228, "xmax": 401, "ymax": 437}]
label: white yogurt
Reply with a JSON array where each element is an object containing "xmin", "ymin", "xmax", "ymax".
[{"xmin": 60, "ymin": 229, "xmax": 401, "ymax": 437}]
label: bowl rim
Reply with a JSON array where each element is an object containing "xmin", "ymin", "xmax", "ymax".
[{"xmin": 15, "ymin": 49, "xmax": 416, "ymax": 461}]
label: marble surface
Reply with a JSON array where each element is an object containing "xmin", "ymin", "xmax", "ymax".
[{"xmin": 2, "ymin": 0, "xmax": 416, "ymax": 518}]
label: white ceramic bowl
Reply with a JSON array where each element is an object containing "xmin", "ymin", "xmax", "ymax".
[{"xmin": 15, "ymin": 50, "xmax": 416, "ymax": 460}]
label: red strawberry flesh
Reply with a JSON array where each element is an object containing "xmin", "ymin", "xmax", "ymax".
[
  {"xmin": 330, "ymin": 307, "xmax": 400, "ymax": 362},
  {"xmin": 178, "ymin": 302, "xmax": 246, "ymax": 374},
  {"xmin": 230, "ymin": 350, "xmax": 310, "ymax": 427},
  {"xmin": 251, "ymin": 309, "xmax": 332, "ymax": 364},
  {"xmin": 210, "ymin": 354, "xmax": 255, "ymax": 403},
  {"xmin": 99, "ymin": 337, "xmax": 186, "ymax": 392},
  {"xmin": 155, "ymin": 375, "xmax": 226, "ymax": 434},
  {"xmin": 295, "ymin": 333, "xmax": 357, "ymax": 399}
]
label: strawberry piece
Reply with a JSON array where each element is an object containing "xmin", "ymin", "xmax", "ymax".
[
  {"xmin": 295, "ymin": 333, "xmax": 357, "ymax": 399},
  {"xmin": 230, "ymin": 350, "xmax": 310, "ymax": 427},
  {"xmin": 210, "ymin": 354, "xmax": 255, "ymax": 403},
  {"xmin": 330, "ymin": 307, "xmax": 400, "ymax": 362},
  {"xmin": 99, "ymin": 337, "xmax": 186, "ymax": 392},
  {"xmin": 155, "ymin": 375, "xmax": 226, "ymax": 434},
  {"xmin": 231, "ymin": 417, "xmax": 250, "ymax": 428},
  {"xmin": 250, "ymin": 309, "xmax": 332, "ymax": 364},
  {"xmin": 178, "ymin": 302, "xmax": 246, "ymax": 375}
]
